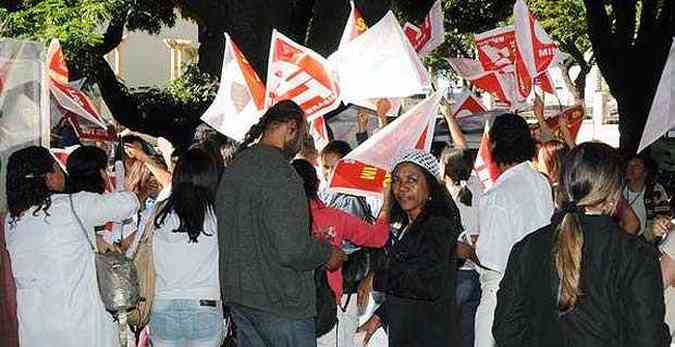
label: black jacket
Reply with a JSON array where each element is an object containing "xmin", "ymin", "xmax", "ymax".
[
  {"xmin": 494, "ymin": 214, "xmax": 671, "ymax": 347},
  {"xmin": 373, "ymin": 215, "xmax": 461, "ymax": 347}
]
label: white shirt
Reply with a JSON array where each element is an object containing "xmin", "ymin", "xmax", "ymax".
[
  {"xmin": 448, "ymin": 174, "xmax": 483, "ymax": 271},
  {"xmin": 624, "ymin": 187, "xmax": 647, "ymax": 235},
  {"xmin": 476, "ymin": 162, "xmax": 554, "ymax": 273},
  {"xmin": 153, "ymin": 208, "xmax": 220, "ymax": 300},
  {"xmin": 6, "ymin": 192, "xmax": 138, "ymax": 347}
]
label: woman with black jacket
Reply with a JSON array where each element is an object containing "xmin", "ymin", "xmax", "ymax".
[
  {"xmin": 358, "ymin": 149, "xmax": 462, "ymax": 347},
  {"xmin": 493, "ymin": 142, "xmax": 671, "ymax": 347}
]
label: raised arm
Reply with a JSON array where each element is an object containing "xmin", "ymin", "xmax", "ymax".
[{"xmin": 443, "ymin": 105, "xmax": 466, "ymax": 149}]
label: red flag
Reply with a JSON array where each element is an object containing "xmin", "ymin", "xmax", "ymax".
[
  {"xmin": 452, "ymin": 93, "xmax": 487, "ymax": 118},
  {"xmin": 403, "ymin": 0, "xmax": 444, "ymax": 58},
  {"xmin": 265, "ymin": 30, "xmax": 341, "ymax": 122},
  {"xmin": 47, "ymin": 40, "xmax": 107, "ymax": 130},
  {"xmin": 536, "ymin": 71, "xmax": 555, "ymax": 95},
  {"xmin": 328, "ymin": 90, "xmax": 444, "ymax": 198},
  {"xmin": 531, "ymin": 105, "xmax": 585, "ymax": 143},
  {"xmin": 474, "ymin": 26, "xmax": 531, "ymax": 102},
  {"xmin": 447, "ymin": 57, "xmax": 516, "ymax": 105}
]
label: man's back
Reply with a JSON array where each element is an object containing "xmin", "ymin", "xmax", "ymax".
[{"xmin": 216, "ymin": 145, "xmax": 331, "ymax": 319}]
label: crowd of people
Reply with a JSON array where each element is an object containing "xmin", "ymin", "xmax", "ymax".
[{"xmin": 1, "ymin": 97, "xmax": 675, "ymax": 347}]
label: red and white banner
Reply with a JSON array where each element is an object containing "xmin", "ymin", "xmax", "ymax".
[
  {"xmin": 202, "ymin": 33, "xmax": 266, "ymax": 141},
  {"xmin": 473, "ymin": 114, "xmax": 501, "ymax": 190},
  {"xmin": 47, "ymin": 40, "xmax": 107, "ymax": 131},
  {"xmin": 403, "ymin": 0, "xmax": 445, "ymax": 58},
  {"xmin": 639, "ymin": 41, "xmax": 675, "ymax": 152},
  {"xmin": 536, "ymin": 71, "xmax": 555, "ymax": 95},
  {"xmin": 514, "ymin": 0, "xmax": 559, "ymax": 79},
  {"xmin": 265, "ymin": 30, "xmax": 341, "ymax": 122},
  {"xmin": 337, "ymin": 1, "xmax": 368, "ymax": 51},
  {"xmin": 330, "ymin": 12, "xmax": 430, "ymax": 104},
  {"xmin": 328, "ymin": 89, "xmax": 444, "ymax": 198},
  {"xmin": 309, "ymin": 115, "xmax": 330, "ymax": 151},
  {"xmin": 452, "ymin": 92, "xmax": 487, "ymax": 118},
  {"xmin": 447, "ymin": 57, "xmax": 516, "ymax": 105},
  {"xmin": 474, "ymin": 26, "xmax": 531, "ymax": 102},
  {"xmin": 531, "ymin": 104, "xmax": 585, "ymax": 143}
]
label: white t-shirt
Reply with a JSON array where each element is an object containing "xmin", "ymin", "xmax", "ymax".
[
  {"xmin": 447, "ymin": 175, "xmax": 483, "ymax": 271},
  {"xmin": 476, "ymin": 162, "xmax": 554, "ymax": 273},
  {"xmin": 623, "ymin": 187, "xmax": 647, "ymax": 236},
  {"xmin": 152, "ymin": 208, "xmax": 220, "ymax": 300},
  {"xmin": 6, "ymin": 192, "xmax": 138, "ymax": 347}
]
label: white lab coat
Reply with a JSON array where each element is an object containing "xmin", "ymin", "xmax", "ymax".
[{"xmin": 6, "ymin": 192, "xmax": 139, "ymax": 347}]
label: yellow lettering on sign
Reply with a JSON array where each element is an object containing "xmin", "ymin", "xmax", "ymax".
[
  {"xmin": 360, "ymin": 166, "xmax": 378, "ymax": 180},
  {"xmin": 355, "ymin": 18, "xmax": 368, "ymax": 33}
]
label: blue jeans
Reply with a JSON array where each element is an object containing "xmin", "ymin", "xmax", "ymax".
[
  {"xmin": 229, "ymin": 304, "xmax": 316, "ymax": 347},
  {"xmin": 150, "ymin": 299, "xmax": 224, "ymax": 347},
  {"xmin": 456, "ymin": 270, "xmax": 481, "ymax": 347}
]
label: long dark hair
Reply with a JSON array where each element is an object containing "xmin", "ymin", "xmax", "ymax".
[
  {"xmin": 443, "ymin": 148, "xmax": 474, "ymax": 206},
  {"xmin": 6, "ymin": 146, "xmax": 57, "ymax": 220},
  {"xmin": 155, "ymin": 148, "xmax": 219, "ymax": 243},
  {"xmin": 237, "ymin": 100, "xmax": 305, "ymax": 154},
  {"xmin": 389, "ymin": 163, "xmax": 461, "ymax": 233},
  {"xmin": 554, "ymin": 142, "xmax": 623, "ymax": 312},
  {"xmin": 66, "ymin": 146, "xmax": 108, "ymax": 194}
]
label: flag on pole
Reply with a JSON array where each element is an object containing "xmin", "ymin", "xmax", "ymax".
[
  {"xmin": 473, "ymin": 114, "xmax": 500, "ymax": 190},
  {"xmin": 531, "ymin": 105, "xmax": 585, "ymax": 143},
  {"xmin": 536, "ymin": 71, "xmax": 556, "ymax": 95},
  {"xmin": 330, "ymin": 12, "xmax": 430, "ymax": 104},
  {"xmin": 337, "ymin": 1, "xmax": 368, "ymax": 51},
  {"xmin": 328, "ymin": 89, "xmax": 445, "ymax": 198},
  {"xmin": 474, "ymin": 26, "xmax": 531, "ymax": 102},
  {"xmin": 403, "ymin": 0, "xmax": 445, "ymax": 58},
  {"xmin": 452, "ymin": 92, "xmax": 487, "ymax": 118},
  {"xmin": 514, "ymin": 0, "xmax": 559, "ymax": 79},
  {"xmin": 639, "ymin": 42, "xmax": 675, "ymax": 152},
  {"xmin": 265, "ymin": 30, "xmax": 341, "ymax": 122},
  {"xmin": 447, "ymin": 57, "xmax": 516, "ymax": 105},
  {"xmin": 201, "ymin": 33, "xmax": 266, "ymax": 141}
]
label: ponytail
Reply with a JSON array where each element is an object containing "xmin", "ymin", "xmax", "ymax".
[
  {"xmin": 457, "ymin": 185, "xmax": 473, "ymax": 207},
  {"xmin": 553, "ymin": 202, "xmax": 584, "ymax": 312}
]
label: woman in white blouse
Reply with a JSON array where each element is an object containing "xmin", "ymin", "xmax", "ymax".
[
  {"xmin": 5, "ymin": 146, "xmax": 139, "ymax": 347},
  {"xmin": 149, "ymin": 148, "xmax": 223, "ymax": 347}
]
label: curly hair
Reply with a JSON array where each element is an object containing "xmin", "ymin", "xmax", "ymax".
[{"xmin": 6, "ymin": 146, "xmax": 58, "ymax": 220}]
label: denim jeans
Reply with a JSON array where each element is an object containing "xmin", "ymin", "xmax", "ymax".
[
  {"xmin": 229, "ymin": 303, "xmax": 316, "ymax": 347},
  {"xmin": 150, "ymin": 299, "xmax": 224, "ymax": 347},
  {"xmin": 456, "ymin": 270, "xmax": 481, "ymax": 347}
]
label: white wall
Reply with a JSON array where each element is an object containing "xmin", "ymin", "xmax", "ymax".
[{"xmin": 114, "ymin": 19, "xmax": 198, "ymax": 88}]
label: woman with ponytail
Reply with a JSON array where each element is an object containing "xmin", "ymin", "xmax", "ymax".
[
  {"xmin": 149, "ymin": 148, "xmax": 223, "ymax": 347},
  {"xmin": 493, "ymin": 142, "xmax": 670, "ymax": 347}
]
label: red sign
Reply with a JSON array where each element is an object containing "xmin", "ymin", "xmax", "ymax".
[{"xmin": 531, "ymin": 105, "xmax": 585, "ymax": 142}]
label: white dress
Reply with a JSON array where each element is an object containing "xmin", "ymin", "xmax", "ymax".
[{"xmin": 6, "ymin": 192, "xmax": 139, "ymax": 347}]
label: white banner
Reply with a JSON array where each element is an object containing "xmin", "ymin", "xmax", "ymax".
[{"xmin": 639, "ymin": 41, "xmax": 675, "ymax": 152}]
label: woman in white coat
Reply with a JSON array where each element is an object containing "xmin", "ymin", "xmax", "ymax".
[{"xmin": 5, "ymin": 146, "xmax": 139, "ymax": 347}]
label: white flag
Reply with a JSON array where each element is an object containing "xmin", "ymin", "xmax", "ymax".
[
  {"xmin": 514, "ymin": 0, "xmax": 559, "ymax": 79},
  {"xmin": 330, "ymin": 12, "xmax": 431, "ymax": 104},
  {"xmin": 638, "ymin": 41, "xmax": 675, "ymax": 152},
  {"xmin": 328, "ymin": 89, "xmax": 445, "ymax": 198},
  {"xmin": 403, "ymin": 0, "xmax": 445, "ymax": 58},
  {"xmin": 201, "ymin": 33, "xmax": 266, "ymax": 141}
]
